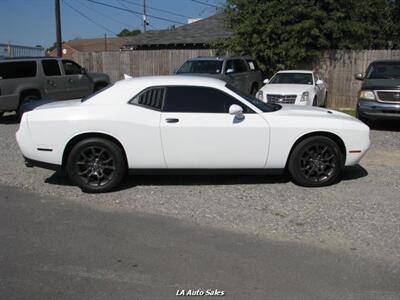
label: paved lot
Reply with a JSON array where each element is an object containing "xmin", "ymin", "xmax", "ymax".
[
  {"xmin": 0, "ymin": 115, "xmax": 399, "ymax": 263},
  {"xmin": 1, "ymin": 184, "xmax": 399, "ymax": 300}
]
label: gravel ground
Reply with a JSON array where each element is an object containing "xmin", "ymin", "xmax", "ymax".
[{"xmin": 1, "ymin": 115, "xmax": 399, "ymax": 263}]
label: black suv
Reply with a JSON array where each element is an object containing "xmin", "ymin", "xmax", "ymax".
[
  {"xmin": 355, "ymin": 59, "xmax": 400, "ymax": 123},
  {"xmin": 0, "ymin": 57, "xmax": 110, "ymax": 117}
]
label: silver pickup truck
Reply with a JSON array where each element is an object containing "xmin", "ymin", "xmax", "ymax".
[
  {"xmin": 0, "ymin": 57, "xmax": 109, "ymax": 118},
  {"xmin": 175, "ymin": 56, "xmax": 263, "ymax": 96}
]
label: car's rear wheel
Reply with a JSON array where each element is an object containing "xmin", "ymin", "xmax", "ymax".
[
  {"xmin": 66, "ymin": 138, "xmax": 127, "ymax": 193},
  {"xmin": 312, "ymin": 96, "xmax": 318, "ymax": 106},
  {"xmin": 18, "ymin": 93, "xmax": 40, "ymax": 118},
  {"xmin": 288, "ymin": 136, "xmax": 342, "ymax": 187},
  {"xmin": 94, "ymin": 82, "xmax": 108, "ymax": 92}
]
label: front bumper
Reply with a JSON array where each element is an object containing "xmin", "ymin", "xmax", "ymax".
[
  {"xmin": 24, "ymin": 156, "xmax": 61, "ymax": 171},
  {"xmin": 357, "ymin": 100, "xmax": 400, "ymax": 120}
]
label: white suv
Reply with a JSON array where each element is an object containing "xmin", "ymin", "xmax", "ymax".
[{"xmin": 256, "ymin": 70, "xmax": 328, "ymax": 107}]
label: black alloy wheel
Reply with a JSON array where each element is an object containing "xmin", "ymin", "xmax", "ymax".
[
  {"xmin": 67, "ymin": 138, "xmax": 126, "ymax": 193},
  {"xmin": 288, "ymin": 136, "xmax": 342, "ymax": 187}
]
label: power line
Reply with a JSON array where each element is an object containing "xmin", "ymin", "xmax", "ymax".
[
  {"xmin": 118, "ymin": 0, "xmax": 192, "ymax": 19},
  {"xmin": 63, "ymin": 0, "xmax": 130, "ymax": 40},
  {"xmin": 115, "ymin": 0, "xmax": 157, "ymax": 30},
  {"xmin": 86, "ymin": 0, "xmax": 186, "ymax": 25},
  {"xmin": 190, "ymin": 0, "xmax": 220, "ymax": 9},
  {"xmin": 74, "ymin": 0, "xmax": 139, "ymax": 28}
]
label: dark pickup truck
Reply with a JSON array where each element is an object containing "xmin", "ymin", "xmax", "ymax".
[{"xmin": 355, "ymin": 59, "xmax": 400, "ymax": 123}]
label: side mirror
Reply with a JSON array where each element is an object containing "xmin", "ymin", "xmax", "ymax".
[
  {"xmin": 226, "ymin": 68, "xmax": 234, "ymax": 74},
  {"xmin": 263, "ymin": 78, "xmax": 269, "ymax": 84},
  {"xmin": 315, "ymin": 79, "xmax": 323, "ymax": 85},
  {"xmin": 229, "ymin": 104, "xmax": 243, "ymax": 118},
  {"xmin": 81, "ymin": 67, "xmax": 87, "ymax": 74},
  {"xmin": 355, "ymin": 73, "xmax": 364, "ymax": 81}
]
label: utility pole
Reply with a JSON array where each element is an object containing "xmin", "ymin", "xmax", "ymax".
[
  {"xmin": 143, "ymin": 0, "xmax": 147, "ymax": 32},
  {"xmin": 55, "ymin": 0, "xmax": 62, "ymax": 57},
  {"xmin": 104, "ymin": 33, "xmax": 107, "ymax": 51}
]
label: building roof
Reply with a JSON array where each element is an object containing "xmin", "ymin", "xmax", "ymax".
[
  {"xmin": 122, "ymin": 13, "xmax": 231, "ymax": 50},
  {"xmin": 64, "ymin": 37, "xmax": 125, "ymax": 52}
]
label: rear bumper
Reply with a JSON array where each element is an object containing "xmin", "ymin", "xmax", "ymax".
[
  {"xmin": 357, "ymin": 100, "xmax": 400, "ymax": 120},
  {"xmin": 24, "ymin": 156, "xmax": 61, "ymax": 171}
]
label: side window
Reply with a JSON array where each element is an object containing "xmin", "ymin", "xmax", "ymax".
[
  {"xmin": 42, "ymin": 60, "xmax": 61, "ymax": 76},
  {"xmin": 0, "ymin": 61, "xmax": 37, "ymax": 79},
  {"xmin": 163, "ymin": 86, "xmax": 253, "ymax": 113},
  {"xmin": 233, "ymin": 60, "xmax": 248, "ymax": 73},
  {"xmin": 130, "ymin": 87, "xmax": 165, "ymax": 110},
  {"xmin": 246, "ymin": 60, "xmax": 259, "ymax": 71},
  {"xmin": 225, "ymin": 60, "xmax": 234, "ymax": 73},
  {"xmin": 62, "ymin": 60, "xmax": 82, "ymax": 75}
]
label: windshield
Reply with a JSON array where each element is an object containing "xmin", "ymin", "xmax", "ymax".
[
  {"xmin": 366, "ymin": 62, "xmax": 400, "ymax": 79},
  {"xmin": 177, "ymin": 60, "xmax": 223, "ymax": 74},
  {"xmin": 226, "ymin": 84, "xmax": 280, "ymax": 112},
  {"xmin": 270, "ymin": 73, "xmax": 313, "ymax": 85}
]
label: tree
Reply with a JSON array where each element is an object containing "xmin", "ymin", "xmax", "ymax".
[
  {"xmin": 221, "ymin": 0, "xmax": 396, "ymax": 75},
  {"xmin": 117, "ymin": 28, "xmax": 141, "ymax": 37}
]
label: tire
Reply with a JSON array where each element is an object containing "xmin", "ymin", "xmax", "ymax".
[
  {"xmin": 356, "ymin": 108, "xmax": 373, "ymax": 127},
  {"xmin": 18, "ymin": 93, "xmax": 40, "ymax": 119},
  {"xmin": 288, "ymin": 136, "xmax": 343, "ymax": 187},
  {"xmin": 250, "ymin": 83, "xmax": 258, "ymax": 96},
  {"xmin": 66, "ymin": 138, "xmax": 127, "ymax": 193},
  {"xmin": 93, "ymin": 82, "xmax": 108, "ymax": 93},
  {"xmin": 322, "ymin": 93, "xmax": 327, "ymax": 108},
  {"xmin": 312, "ymin": 96, "xmax": 318, "ymax": 107}
]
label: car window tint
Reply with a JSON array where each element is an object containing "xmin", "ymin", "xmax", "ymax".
[
  {"xmin": 163, "ymin": 86, "xmax": 253, "ymax": 113},
  {"xmin": 177, "ymin": 60, "xmax": 223, "ymax": 74},
  {"xmin": 130, "ymin": 87, "xmax": 165, "ymax": 110},
  {"xmin": 0, "ymin": 61, "xmax": 37, "ymax": 79},
  {"xmin": 62, "ymin": 60, "xmax": 82, "ymax": 75},
  {"xmin": 42, "ymin": 60, "xmax": 61, "ymax": 76}
]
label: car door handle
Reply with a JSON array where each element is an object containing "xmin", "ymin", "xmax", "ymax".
[
  {"xmin": 47, "ymin": 80, "xmax": 55, "ymax": 86},
  {"xmin": 165, "ymin": 118, "xmax": 179, "ymax": 123},
  {"xmin": 69, "ymin": 78, "xmax": 75, "ymax": 84}
]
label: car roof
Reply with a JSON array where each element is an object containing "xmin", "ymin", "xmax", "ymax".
[
  {"xmin": 116, "ymin": 75, "xmax": 227, "ymax": 88},
  {"xmin": 0, "ymin": 57, "xmax": 62, "ymax": 62},
  {"xmin": 187, "ymin": 56, "xmax": 252, "ymax": 61},
  {"xmin": 370, "ymin": 59, "xmax": 400, "ymax": 64},
  {"xmin": 276, "ymin": 70, "xmax": 314, "ymax": 74}
]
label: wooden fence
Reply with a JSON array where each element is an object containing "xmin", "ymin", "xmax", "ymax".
[{"xmin": 73, "ymin": 49, "xmax": 400, "ymax": 109}]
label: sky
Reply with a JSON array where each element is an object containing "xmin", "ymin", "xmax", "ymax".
[{"xmin": 0, "ymin": 0, "xmax": 225, "ymax": 48}]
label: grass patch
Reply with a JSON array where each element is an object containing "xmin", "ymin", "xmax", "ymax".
[{"xmin": 336, "ymin": 108, "xmax": 356, "ymax": 117}]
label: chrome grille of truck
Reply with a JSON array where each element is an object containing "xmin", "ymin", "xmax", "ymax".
[
  {"xmin": 376, "ymin": 91, "xmax": 400, "ymax": 103},
  {"xmin": 266, "ymin": 94, "xmax": 297, "ymax": 104}
]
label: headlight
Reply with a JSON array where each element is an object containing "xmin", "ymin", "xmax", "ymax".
[
  {"xmin": 301, "ymin": 91, "xmax": 309, "ymax": 102},
  {"xmin": 257, "ymin": 90, "xmax": 264, "ymax": 101},
  {"xmin": 358, "ymin": 90, "xmax": 376, "ymax": 101}
]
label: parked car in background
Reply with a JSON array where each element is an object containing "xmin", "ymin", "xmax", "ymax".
[
  {"xmin": 175, "ymin": 56, "xmax": 263, "ymax": 96},
  {"xmin": 0, "ymin": 57, "xmax": 110, "ymax": 118},
  {"xmin": 355, "ymin": 59, "xmax": 400, "ymax": 123},
  {"xmin": 16, "ymin": 75, "xmax": 370, "ymax": 193},
  {"xmin": 256, "ymin": 70, "xmax": 328, "ymax": 107}
]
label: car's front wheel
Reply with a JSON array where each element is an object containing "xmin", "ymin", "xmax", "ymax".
[
  {"xmin": 66, "ymin": 138, "xmax": 127, "ymax": 193},
  {"xmin": 288, "ymin": 136, "xmax": 342, "ymax": 187}
]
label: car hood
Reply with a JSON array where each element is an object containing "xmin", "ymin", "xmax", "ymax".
[
  {"xmin": 270, "ymin": 104, "xmax": 354, "ymax": 120},
  {"xmin": 260, "ymin": 84, "xmax": 313, "ymax": 94},
  {"xmin": 362, "ymin": 78, "xmax": 400, "ymax": 90}
]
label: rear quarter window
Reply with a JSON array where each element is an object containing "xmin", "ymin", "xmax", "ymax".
[{"xmin": 0, "ymin": 61, "xmax": 37, "ymax": 79}]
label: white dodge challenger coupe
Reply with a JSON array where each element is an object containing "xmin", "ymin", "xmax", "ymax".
[{"xmin": 16, "ymin": 76, "xmax": 370, "ymax": 193}]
